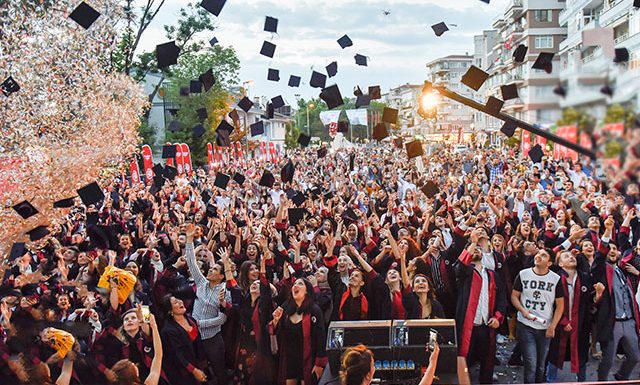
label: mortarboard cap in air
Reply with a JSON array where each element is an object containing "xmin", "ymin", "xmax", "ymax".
[
  {"xmin": 190, "ymin": 80, "xmax": 202, "ymax": 93},
  {"xmin": 27, "ymin": 225, "xmax": 50, "ymax": 242},
  {"xmin": 326, "ymin": 61, "xmax": 338, "ymax": 77},
  {"xmin": 298, "ymin": 133, "xmax": 311, "ymax": 147},
  {"xmin": 250, "ymin": 120, "xmax": 264, "ymax": 136},
  {"xmin": 209, "ymin": 37, "xmax": 218, "ymax": 46},
  {"xmin": 354, "ymin": 54, "xmax": 368, "ymax": 66},
  {"xmin": 216, "ymin": 127, "xmax": 231, "ymax": 147},
  {"xmin": 528, "ymin": 144, "xmax": 544, "ymax": 163},
  {"xmin": 155, "ymin": 41, "xmax": 180, "ymax": 69},
  {"xmin": 266, "ymin": 102, "xmax": 275, "ymax": 118},
  {"xmin": 9, "ymin": 242, "xmax": 26, "ymax": 262},
  {"xmin": 179, "ymin": 86, "xmax": 189, "ymax": 97},
  {"xmin": 152, "ymin": 164, "xmax": 164, "ymax": 177},
  {"xmin": 162, "ymin": 144, "xmax": 177, "ymax": 159},
  {"xmin": 228, "ymin": 109, "xmax": 240, "ymax": 123},
  {"xmin": 405, "ymin": 140, "xmax": 424, "ymax": 159},
  {"xmin": 267, "ymin": 68, "xmax": 280, "ymax": 81},
  {"xmin": 292, "ymin": 191, "xmax": 306, "ymax": 206},
  {"xmin": 12, "ymin": 200, "xmax": 38, "ymax": 219},
  {"xmin": 164, "ymin": 165, "xmax": 178, "ymax": 180},
  {"xmin": 69, "ymin": 1, "xmax": 101, "ymax": 29},
  {"xmin": 421, "ymin": 181, "xmax": 439, "ymax": 199},
  {"xmin": 259, "ymin": 170, "xmax": 275, "ymax": 188},
  {"xmin": 214, "ymin": 173, "xmax": 230, "ymax": 190},
  {"xmin": 200, "ymin": 0, "xmax": 226, "ymax": 16},
  {"xmin": 461, "ymin": 65, "xmax": 490, "ymax": 91},
  {"xmin": 237, "ymin": 96, "xmax": 254, "ymax": 112},
  {"xmin": 271, "ymin": 95, "xmax": 285, "ymax": 109},
  {"xmin": 54, "ymin": 197, "xmax": 76, "ymax": 208},
  {"xmin": 310, "ymin": 71, "xmax": 327, "ymax": 88},
  {"xmin": 233, "ymin": 173, "xmax": 246, "ymax": 185},
  {"xmin": 485, "ymin": 96, "xmax": 504, "ymax": 114},
  {"xmin": 201, "ymin": 190, "xmax": 212, "ymax": 204},
  {"xmin": 382, "ymin": 107, "xmax": 398, "ymax": 124},
  {"xmin": 205, "ymin": 203, "xmax": 218, "ymax": 218},
  {"xmin": 77, "ymin": 182, "xmax": 104, "ymax": 206},
  {"xmin": 355, "ymin": 94, "xmax": 371, "ymax": 108},
  {"xmin": 168, "ymin": 120, "xmax": 180, "ymax": 132},
  {"xmin": 260, "ymin": 41, "xmax": 276, "ymax": 58},
  {"xmin": 600, "ymin": 84, "xmax": 613, "ymax": 96},
  {"xmin": 635, "ymin": 0, "xmax": 640, "ymax": 7},
  {"xmin": 281, "ymin": 160, "xmax": 295, "ymax": 183},
  {"xmin": 372, "ymin": 123, "xmax": 389, "ymax": 141},
  {"xmin": 500, "ymin": 83, "xmax": 519, "ymax": 100},
  {"xmin": 369, "ymin": 85, "xmax": 381, "ymax": 99},
  {"xmin": 553, "ymin": 84, "xmax": 566, "ymax": 97},
  {"xmin": 532, "ymin": 52, "xmax": 555, "ymax": 74},
  {"xmin": 614, "ymin": 48, "xmax": 629, "ymax": 63},
  {"xmin": 317, "ymin": 147, "xmax": 328, "ymax": 158},
  {"xmin": 1, "ymin": 76, "xmax": 20, "ymax": 96},
  {"xmin": 199, "ymin": 69, "xmax": 215, "ymax": 91},
  {"xmin": 337, "ymin": 34, "xmax": 353, "ymax": 49},
  {"xmin": 500, "ymin": 120, "xmax": 517, "ymax": 137},
  {"xmin": 342, "ymin": 207, "xmax": 358, "ymax": 223},
  {"xmin": 217, "ymin": 119, "xmax": 234, "ymax": 134},
  {"xmin": 288, "ymin": 75, "xmax": 301, "ymax": 87},
  {"xmin": 431, "ymin": 22, "xmax": 449, "ymax": 37},
  {"xmin": 353, "ymin": 86, "xmax": 363, "ymax": 97},
  {"xmin": 513, "ymin": 44, "xmax": 528, "ymax": 63},
  {"xmin": 197, "ymin": 108, "xmax": 208, "ymax": 120},
  {"xmin": 192, "ymin": 123, "xmax": 206, "ymax": 137},
  {"xmin": 264, "ymin": 16, "xmax": 278, "ymax": 33},
  {"xmin": 320, "ymin": 84, "xmax": 344, "ymax": 109},
  {"xmin": 288, "ymin": 208, "xmax": 308, "ymax": 226}
]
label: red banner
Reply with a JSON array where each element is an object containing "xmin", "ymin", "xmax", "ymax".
[
  {"xmin": 207, "ymin": 143, "xmax": 214, "ymax": 170},
  {"xmin": 181, "ymin": 143, "xmax": 192, "ymax": 176},
  {"xmin": 603, "ymin": 122, "xmax": 624, "ymax": 137},
  {"xmin": 235, "ymin": 141, "xmax": 243, "ymax": 164},
  {"xmin": 268, "ymin": 142, "xmax": 275, "ymax": 163},
  {"xmin": 130, "ymin": 158, "xmax": 141, "ymax": 185},
  {"xmin": 553, "ymin": 125, "xmax": 578, "ymax": 161},
  {"xmin": 535, "ymin": 134, "xmax": 547, "ymax": 148},
  {"xmin": 521, "ymin": 130, "xmax": 531, "ymax": 158},
  {"xmin": 141, "ymin": 145, "xmax": 153, "ymax": 184},
  {"xmin": 175, "ymin": 143, "xmax": 184, "ymax": 174}
]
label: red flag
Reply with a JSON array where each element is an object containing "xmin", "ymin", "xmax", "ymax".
[
  {"xmin": 141, "ymin": 145, "xmax": 153, "ymax": 184},
  {"xmin": 130, "ymin": 158, "xmax": 141, "ymax": 185},
  {"xmin": 207, "ymin": 143, "xmax": 213, "ymax": 170},
  {"xmin": 175, "ymin": 143, "xmax": 184, "ymax": 174},
  {"xmin": 268, "ymin": 142, "xmax": 275, "ymax": 163},
  {"xmin": 182, "ymin": 144, "xmax": 193, "ymax": 176},
  {"xmin": 521, "ymin": 130, "xmax": 531, "ymax": 158}
]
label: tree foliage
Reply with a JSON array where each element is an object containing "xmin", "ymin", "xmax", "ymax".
[{"xmin": 285, "ymin": 122, "xmax": 300, "ymax": 149}]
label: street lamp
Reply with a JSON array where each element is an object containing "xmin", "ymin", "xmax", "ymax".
[{"xmin": 306, "ymin": 103, "xmax": 315, "ymax": 136}]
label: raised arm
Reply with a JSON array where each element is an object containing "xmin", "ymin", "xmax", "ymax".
[
  {"xmin": 55, "ymin": 357, "xmax": 74, "ymax": 385},
  {"xmin": 144, "ymin": 315, "xmax": 163, "ymax": 385},
  {"xmin": 184, "ymin": 223, "xmax": 206, "ymax": 286}
]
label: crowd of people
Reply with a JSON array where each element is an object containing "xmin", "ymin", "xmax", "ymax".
[{"xmin": 1, "ymin": 138, "xmax": 640, "ymax": 385}]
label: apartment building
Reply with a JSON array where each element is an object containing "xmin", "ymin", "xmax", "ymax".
[
  {"xmin": 383, "ymin": 83, "xmax": 423, "ymax": 134},
  {"xmin": 558, "ymin": 0, "xmax": 640, "ymax": 117},
  {"xmin": 473, "ymin": 30, "xmax": 503, "ymax": 144},
  {"xmin": 425, "ymin": 55, "xmax": 476, "ymax": 135}
]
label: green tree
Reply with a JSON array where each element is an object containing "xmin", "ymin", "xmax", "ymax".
[
  {"xmin": 138, "ymin": 120, "xmax": 157, "ymax": 146},
  {"xmin": 284, "ymin": 122, "xmax": 300, "ymax": 149},
  {"xmin": 164, "ymin": 46, "xmax": 240, "ymax": 165}
]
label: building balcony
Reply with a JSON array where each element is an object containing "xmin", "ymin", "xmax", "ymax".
[
  {"xmin": 599, "ymin": 0, "xmax": 633, "ymax": 27},
  {"xmin": 614, "ymin": 32, "xmax": 629, "ymax": 44}
]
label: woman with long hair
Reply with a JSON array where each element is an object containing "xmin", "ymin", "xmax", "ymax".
[{"xmin": 399, "ymin": 249, "xmax": 444, "ymax": 319}]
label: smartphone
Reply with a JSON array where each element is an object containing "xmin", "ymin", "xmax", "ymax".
[
  {"xmin": 141, "ymin": 305, "xmax": 151, "ymax": 323},
  {"xmin": 427, "ymin": 328, "xmax": 438, "ymax": 352}
]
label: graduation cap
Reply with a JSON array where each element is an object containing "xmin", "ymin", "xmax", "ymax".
[
  {"xmin": 199, "ymin": 69, "xmax": 215, "ymax": 91},
  {"xmin": 250, "ymin": 120, "xmax": 264, "ymax": 136},
  {"xmin": 553, "ymin": 84, "xmax": 566, "ymax": 97},
  {"xmin": 168, "ymin": 120, "xmax": 180, "ymax": 132},
  {"xmin": 12, "ymin": 200, "xmax": 38, "ymax": 219},
  {"xmin": 485, "ymin": 96, "xmax": 504, "ymax": 114},
  {"xmin": 528, "ymin": 144, "xmax": 544, "ymax": 163},
  {"xmin": 393, "ymin": 137, "xmax": 404, "ymax": 147},
  {"xmin": 266, "ymin": 102, "xmax": 275, "ymax": 119},
  {"xmin": 264, "ymin": 16, "xmax": 278, "ymax": 33},
  {"xmin": 635, "ymin": 0, "xmax": 640, "ymax": 7},
  {"xmin": 233, "ymin": 172, "xmax": 246, "ymax": 185},
  {"xmin": 217, "ymin": 119, "xmax": 234, "ymax": 134},
  {"xmin": 69, "ymin": 1, "xmax": 100, "ymax": 29},
  {"xmin": 337, "ymin": 34, "xmax": 353, "ymax": 48},
  {"xmin": 405, "ymin": 140, "xmax": 424, "ymax": 159},
  {"xmin": 372, "ymin": 123, "xmax": 389, "ymax": 141},
  {"xmin": 323, "ymin": 191, "xmax": 334, "ymax": 200},
  {"xmin": 513, "ymin": 44, "xmax": 528, "ymax": 63},
  {"xmin": 9, "ymin": 242, "xmax": 26, "ymax": 262},
  {"xmin": 369, "ymin": 85, "xmax": 381, "ymax": 100},
  {"xmin": 501, "ymin": 83, "xmax": 519, "ymax": 100},
  {"xmin": 237, "ymin": 96, "xmax": 254, "ymax": 112},
  {"xmin": 281, "ymin": 160, "xmax": 295, "ymax": 184},
  {"xmin": 614, "ymin": 48, "xmax": 629, "ymax": 63},
  {"xmin": 209, "ymin": 37, "xmax": 219, "ymax": 46},
  {"xmin": 500, "ymin": 120, "xmax": 517, "ymax": 137},
  {"xmin": 342, "ymin": 207, "xmax": 358, "ymax": 223},
  {"xmin": 431, "ymin": 22, "xmax": 449, "ymax": 37},
  {"xmin": 152, "ymin": 163, "xmax": 164, "ymax": 177},
  {"xmin": 461, "ymin": 65, "xmax": 490, "ymax": 91},
  {"xmin": 192, "ymin": 123, "xmax": 206, "ymax": 137},
  {"xmin": 320, "ymin": 84, "xmax": 344, "ymax": 109},
  {"xmin": 288, "ymin": 208, "xmax": 308, "ymax": 226},
  {"xmin": 354, "ymin": 54, "xmax": 368, "ymax": 66},
  {"xmin": 206, "ymin": 203, "xmax": 218, "ymax": 218},
  {"xmin": 421, "ymin": 181, "xmax": 439, "ymax": 199},
  {"xmin": 288, "ymin": 75, "xmax": 301, "ymax": 87},
  {"xmin": 338, "ymin": 121, "xmax": 349, "ymax": 133},
  {"xmin": 214, "ymin": 173, "xmax": 230, "ymax": 190},
  {"xmin": 201, "ymin": 190, "xmax": 212, "ymax": 204},
  {"xmin": 382, "ymin": 107, "xmax": 398, "ymax": 124},
  {"xmin": 310, "ymin": 71, "xmax": 327, "ymax": 89},
  {"xmin": 162, "ymin": 144, "xmax": 177, "ymax": 159},
  {"xmin": 190, "ymin": 80, "xmax": 203, "ymax": 93},
  {"xmin": 27, "ymin": 225, "xmax": 50, "ymax": 242},
  {"xmin": 354, "ymin": 86, "xmax": 363, "ymax": 96},
  {"xmin": 326, "ymin": 61, "xmax": 338, "ymax": 77},
  {"xmin": 162, "ymin": 165, "xmax": 177, "ymax": 181},
  {"xmin": 155, "ymin": 41, "xmax": 180, "ymax": 69},
  {"xmin": 197, "ymin": 108, "xmax": 208, "ymax": 120},
  {"xmin": 532, "ymin": 52, "xmax": 554, "ymax": 74},
  {"xmin": 1, "ymin": 76, "xmax": 20, "ymax": 96},
  {"xmin": 355, "ymin": 94, "xmax": 371, "ymax": 108},
  {"xmin": 286, "ymin": 189, "xmax": 297, "ymax": 200},
  {"xmin": 267, "ymin": 68, "xmax": 280, "ymax": 81},
  {"xmin": 317, "ymin": 147, "xmax": 328, "ymax": 158},
  {"xmin": 54, "ymin": 197, "xmax": 76, "ymax": 208},
  {"xmin": 600, "ymin": 84, "xmax": 613, "ymax": 96},
  {"xmin": 298, "ymin": 133, "xmax": 311, "ymax": 147},
  {"xmin": 77, "ymin": 182, "xmax": 104, "ymax": 206},
  {"xmin": 200, "ymin": 0, "xmax": 226, "ymax": 16},
  {"xmin": 179, "ymin": 86, "xmax": 190, "ymax": 97},
  {"xmin": 292, "ymin": 191, "xmax": 306, "ymax": 206},
  {"xmin": 259, "ymin": 170, "xmax": 275, "ymax": 188},
  {"xmin": 228, "ymin": 109, "xmax": 240, "ymax": 123},
  {"xmin": 216, "ymin": 127, "xmax": 231, "ymax": 147},
  {"xmin": 271, "ymin": 95, "xmax": 285, "ymax": 109},
  {"xmin": 260, "ymin": 41, "xmax": 276, "ymax": 58}
]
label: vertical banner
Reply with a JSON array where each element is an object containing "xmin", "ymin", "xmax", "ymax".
[
  {"xmin": 260, "ymin": 141, "xmax": 266, "ymax": 163},
  {"xmin": 554, "ymin": 125, "xmax": 578, "ymax": 161},
  {"xmin": 181, "ymin": 144, "xmax": 192, "ymax": 176},
  {"xmin": 141, "ymin": 145, "xmax": 153, "ymax": 184},
  {"xmin": 268, "ymin": 142, "xmax": 276, "ymax": 163},
  {"xmin": 345, "ymin": 109, "xmax": 369, "ymax": 126},
  {"xmin": 207, "ymin": 143, "xmax": 214, "ymax": 170},
  {"xmin": 235, "ymin": 141, "xmax": 243, "ymax": 164},
  {"xmin": 214, "ymin": 144, "xmax": 221, "ymax": 163},
  {"xmin": 521, "ymin": 130, "xmax": 532, "ymax": 158},
  {"xmin": 603, "ymin": 122, "xmax": 624, "ymax": 137},
  {"xmin": 130, "ymin": 157, "xmax": 141, "ymax": 185},
  {"xmin": 320, "ymin": 110, "xmax": 341, "ymax": 139},
  {"xmin": 458, "ymin": 127, "xmax": 463, "ymax": 144},
  {"xmin": 165, "ymin": 142, "xmax": 174, "ymax": 167},
  {"xmin": 535, "ymin": 134, "xmax": 547, "ymax": 148},
  {"xmin": 174, "ymin": 143, "xmax": 184, "ymax": 174},
  {"xmin": 579, "ymin": 132, "xmax": 592, "ymax": 151}
]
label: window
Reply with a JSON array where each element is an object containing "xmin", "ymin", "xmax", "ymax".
[
  {"xmin": 535, "ymin": 35, "xmax": 554, "ymax": 49},
  {"xmin": 534, "ymin": 10, "xmax": 552, "ymax": 22}
]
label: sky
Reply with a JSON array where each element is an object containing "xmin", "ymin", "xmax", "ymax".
[{"xmin": 137, "ymin": 0, "xmax": 510, "ymax": 106}]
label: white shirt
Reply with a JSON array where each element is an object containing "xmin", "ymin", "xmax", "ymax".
[
  {"xmin": 473, "ymin": 267, "xmax": 490, "ymax": 325},
  {"xmin": 481, "ymin": 250, "xmax": 496, "ymax": 271},
  {"xmin": 566, "ymin": 273, "xmax": 576, "ymax": 321}
]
